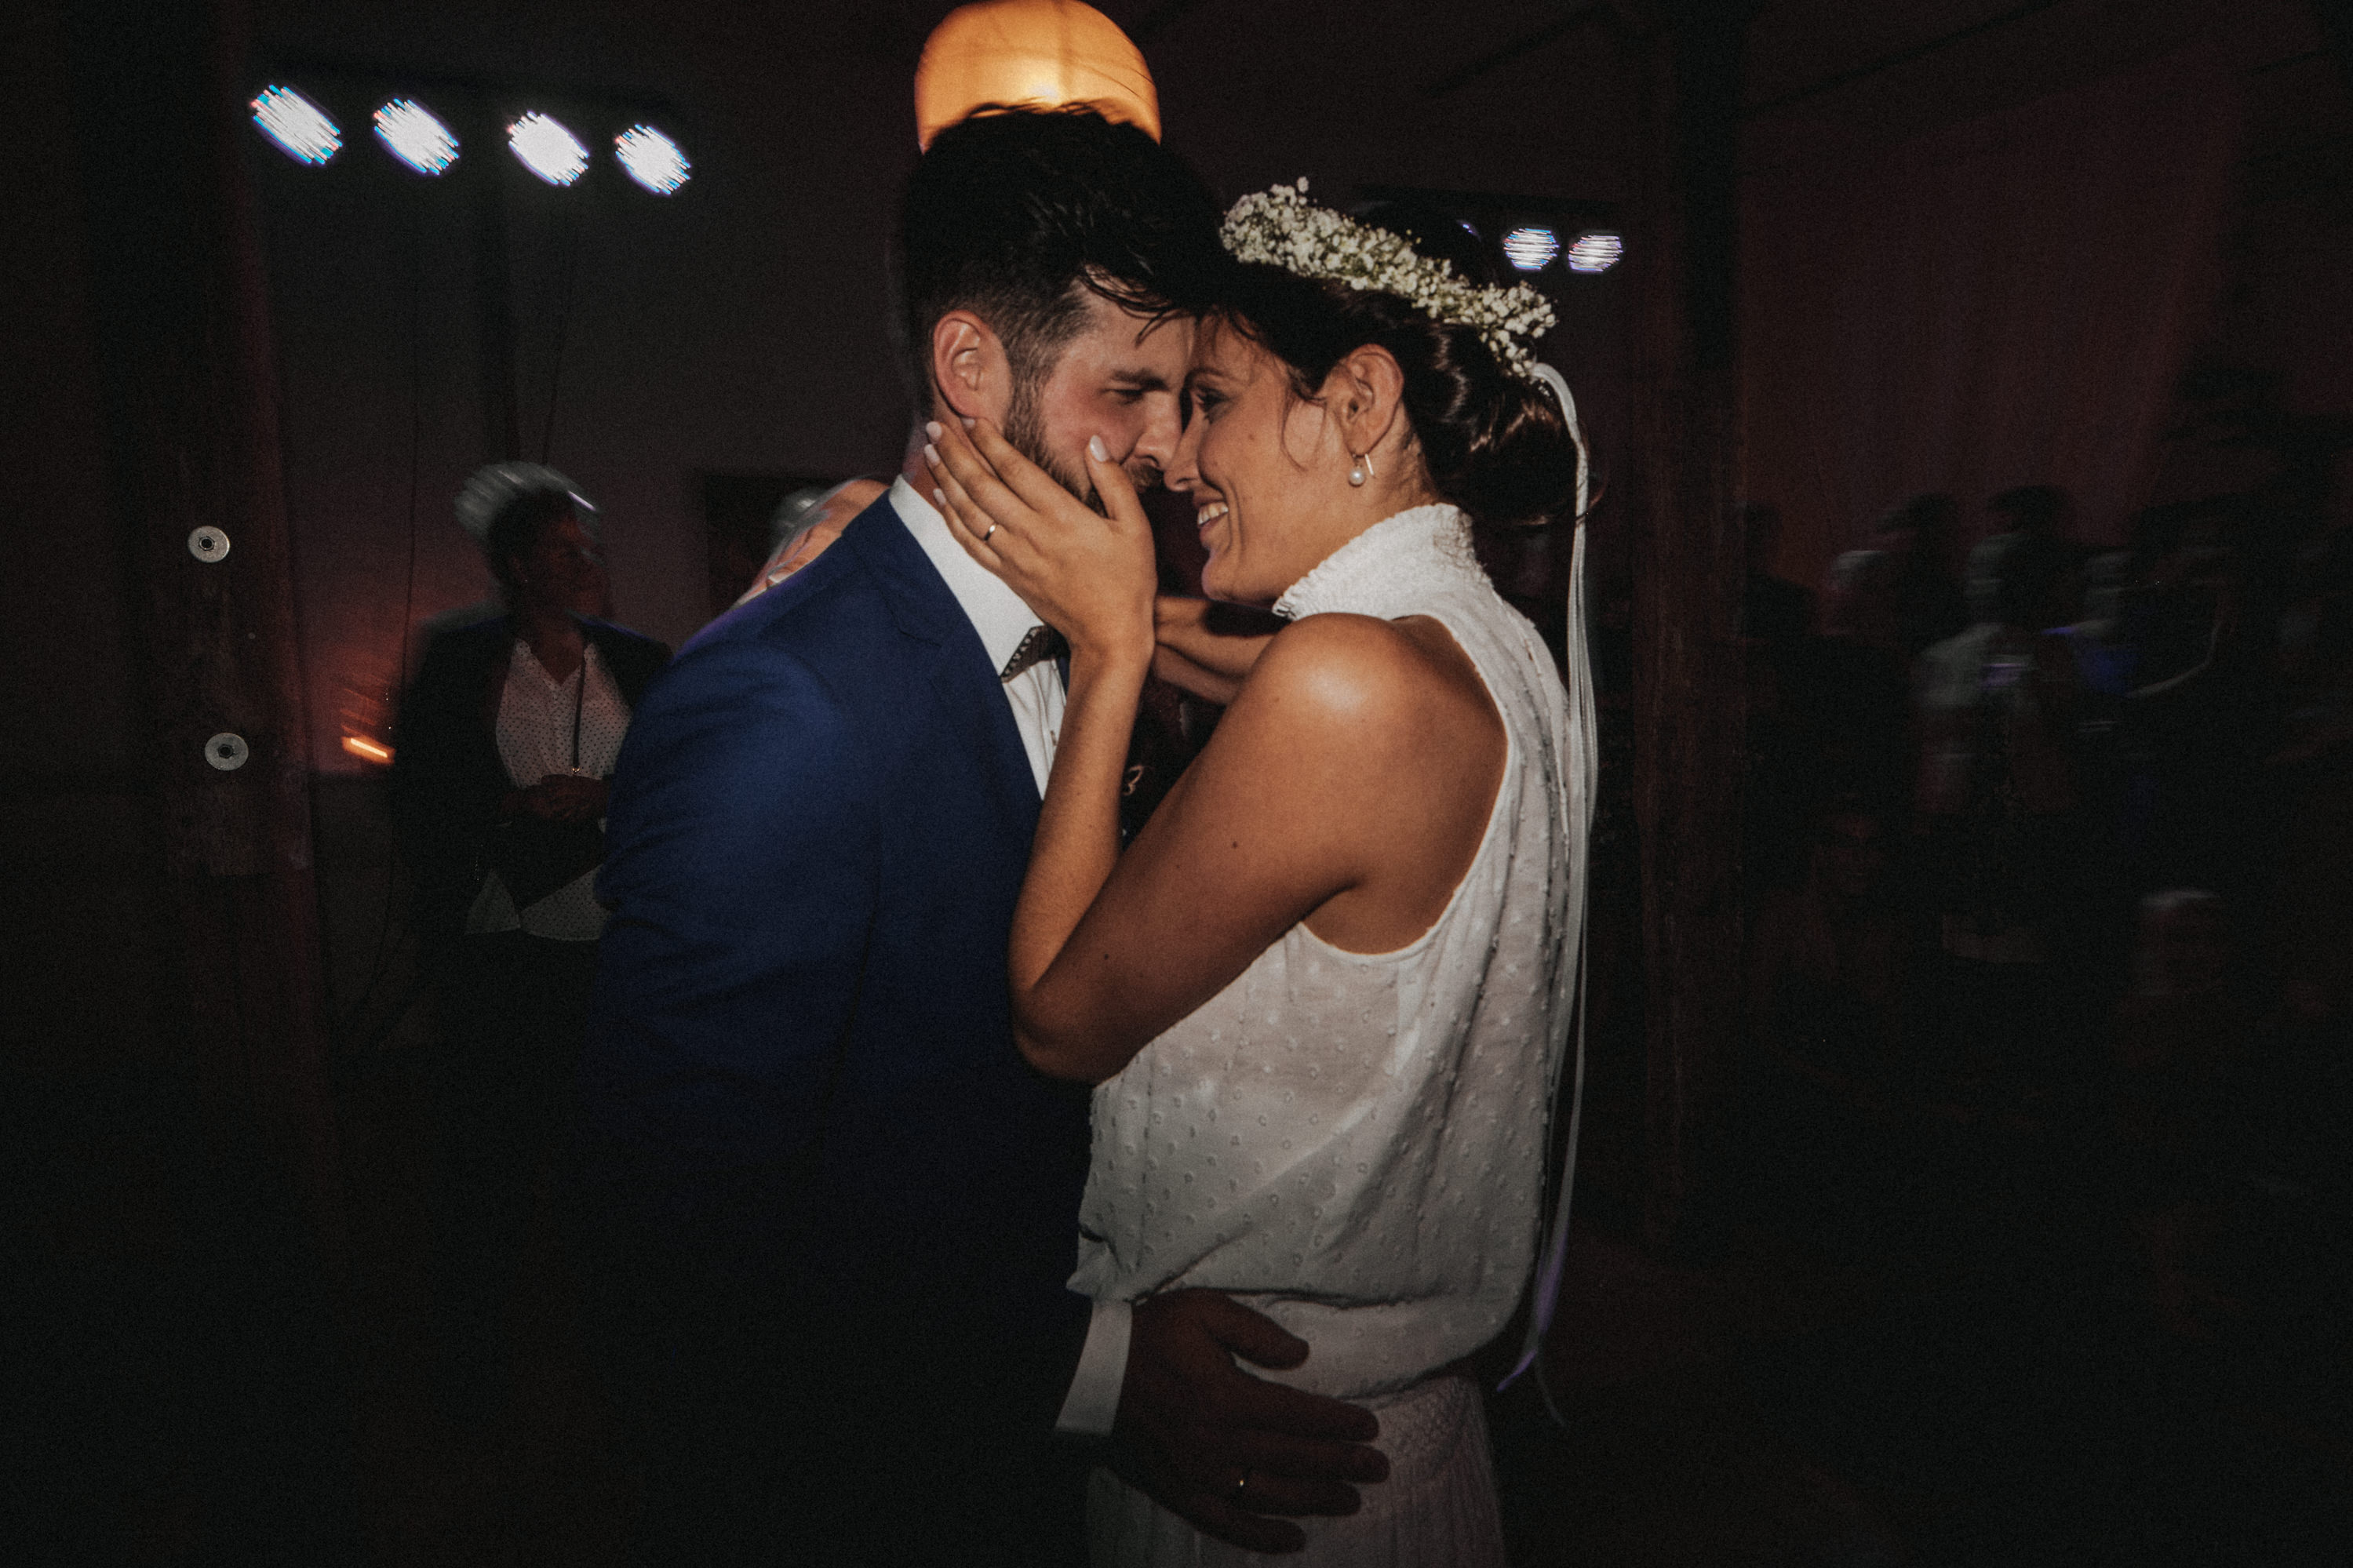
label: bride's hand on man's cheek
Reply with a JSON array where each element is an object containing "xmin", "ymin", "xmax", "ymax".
[{"xmin": 924, "ymin": 416, "xmax": 1156, "ymax": 664}]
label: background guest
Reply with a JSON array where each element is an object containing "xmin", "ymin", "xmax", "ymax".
[
  {"xmin": 1914, "ymin": 529, "xmax": 2082, "ymax": 1119},
  {"xmin": 1877, "ymin": 491, "xmax": 1970, "ymax": 658},
  {"xmin": 388, "ymin": 464, "xmax": 669, "ymax": 1423},
  {"xmin": 1799, "ymin": 548, "xmax": 1914, "ymax": 812}
]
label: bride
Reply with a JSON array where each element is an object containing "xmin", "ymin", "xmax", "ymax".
[{"xmin": 924, "ymin": 182, "xmax": 1589, "ymax": 1565}]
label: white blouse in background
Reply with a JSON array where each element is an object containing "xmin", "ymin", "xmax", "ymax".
[{"xmin": 465, "ymin": 637, "xmax": 631, "ymax": 943}]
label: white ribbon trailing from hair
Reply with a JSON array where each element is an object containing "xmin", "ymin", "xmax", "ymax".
[{"xmin": 1502, "ymin": 363, "xmax": 1597, "ymax": 1421}]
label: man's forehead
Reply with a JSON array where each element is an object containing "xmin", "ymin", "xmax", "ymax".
[{"xmin": 1064, "ymin": 288, "xmax": 1186, "ymax": 346}]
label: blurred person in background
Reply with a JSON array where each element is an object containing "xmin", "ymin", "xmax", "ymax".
[
  {"xmin": 1985, "ymin": 482, "xmax": 2074, "ymax": 544},
  {"xmin": 1743, "ymin": 794, "xmax": 1927, "ymax": 1257},
  {"xmin": 1914, "ymin": 529, "xmax": 2083, "ymax": 1119},
  {"xmin": 1798, "ymin": 548, "xmax": 1913, "ymax": 813},
  {"xmin": 2119, "ymin": 498, "xmax": 2267, "ymax": 900},
  {"xmin": 2268, "ymin": 527, "xmax": 2353, "ymax": 1026},
  {"xmin": 734, "ymin": 477, "xmax": 890, "ymax": 606},
  {"xmin": 389, "ymin": 464, "xmax": 670, "ymax": 1424},
  {"xmin": 1877, "ymin": 492, "xmax": 1969, "ymax": 658}
]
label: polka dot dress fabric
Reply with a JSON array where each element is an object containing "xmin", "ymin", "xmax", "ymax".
[{"xmin": 1076, "ymin": 506, "xmax": 1586, "ymax": 1566}]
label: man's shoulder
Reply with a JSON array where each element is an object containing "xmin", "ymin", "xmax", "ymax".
[
  {"xmin": 679, "ymin": 496, "xmax": 935, "ymax": 666},
  {"xmin": 637, "ymin": 537, "xmax": 933, "ymax": 740}
]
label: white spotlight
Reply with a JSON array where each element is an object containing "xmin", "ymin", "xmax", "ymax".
[
  {"xmin": 615, "ymin": 125, "xmax": 690, "ymax": 195},
  {"xmin": 1566, "ymin": 231, "xmax": 1624, "ymax": 273},
  {"xmin": 1502, "ymin": 226, "xmax": 1560, "ymax": 273},
  {"xmin": 508, "ymin": 111, "xmax": 588, "ymax": 187},
  {"xmin": 373, "ymin": 99, "xmax": 458, "ymax": 175},
  {"xmin": 251, "ymin": 85, "xmax": 341, "ymax": 166}
]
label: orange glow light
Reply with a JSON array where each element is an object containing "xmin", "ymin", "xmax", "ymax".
[
  {"xmin": 342, "ymin": 734, "xmax": 393, "ymax": 766},
  {"xmin": 913, "ymin": 0, "xmax": 1160, "ymax": 151}
]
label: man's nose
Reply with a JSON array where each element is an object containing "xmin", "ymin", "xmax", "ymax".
[{"xmin": 1131, "ymin": 397, "xmax": 1186, "ymax": 478}]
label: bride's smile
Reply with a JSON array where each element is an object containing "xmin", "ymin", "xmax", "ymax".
[{"xmin": 1169, "ymin": 316, "xmax": 1430, "ymax": 608}]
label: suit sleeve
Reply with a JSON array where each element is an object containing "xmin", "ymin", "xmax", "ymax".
[{"xmin": 584, "ymin": 635, "xmax": 879, "ymax": 1199}]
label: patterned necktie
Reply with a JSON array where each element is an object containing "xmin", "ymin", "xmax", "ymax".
[{"xmin": 1000, "ymin": 624, "xmax": 1067, "ymax": 682}]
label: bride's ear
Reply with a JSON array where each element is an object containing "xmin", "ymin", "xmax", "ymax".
[
  {"xmin": 1329, "ymin": 344, "xmax": 1408, "ymax": 463},
  {"xmin": 930, "ymin": 311, "xmax": 1012, "ymax": 425}
]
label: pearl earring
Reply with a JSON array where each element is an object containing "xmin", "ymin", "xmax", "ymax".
[{"xmin": 1348, "ymin": 451, "xmax": 1374, "ymax": 487}]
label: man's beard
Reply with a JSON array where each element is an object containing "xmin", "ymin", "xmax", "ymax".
[{"xmin": 1002, "ymin": 380, "xmax": 1109, "ymax": 518}]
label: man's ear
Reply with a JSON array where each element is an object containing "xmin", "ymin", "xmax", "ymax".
[
  {"xmin": 1330, "ymin": 344, "xmax": 1408, "ymax": 460},
  {"xmin": 930, "ymin": 310, "xmax": 1013, "ymax": 425}
]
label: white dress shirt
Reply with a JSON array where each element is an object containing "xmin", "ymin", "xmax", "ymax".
[
  {"xmin": 891, "ymin": 478, "xmax": 1063, "ymax": 794},
  {"xmin": 888, "ymin": 479, "xmax": 1128, "ymax": 1435}
]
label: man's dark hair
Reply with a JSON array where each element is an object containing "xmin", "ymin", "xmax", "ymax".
[{"xmin": 893, "ymin": 107, "xmax": 1226, "ymax": 408}]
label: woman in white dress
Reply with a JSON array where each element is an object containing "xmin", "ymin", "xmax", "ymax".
[{"xmin": 923, "ymin": 184, "xmax": 1590, "ymax": 1565}]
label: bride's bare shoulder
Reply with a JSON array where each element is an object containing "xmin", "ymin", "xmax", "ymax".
[{"xmin": 1226, "ymin": 611, "xmax": 1495, "ymax": 751}]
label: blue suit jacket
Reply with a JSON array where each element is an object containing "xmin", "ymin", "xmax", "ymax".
[{"xmin": 577, "ymin": 493, "xmax": 1092, "ymax": 1441}]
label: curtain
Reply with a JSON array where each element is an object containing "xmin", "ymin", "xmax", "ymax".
[{"xmin": 1739, "ymin": 49, "xmax": 2246, "ymax": 590}]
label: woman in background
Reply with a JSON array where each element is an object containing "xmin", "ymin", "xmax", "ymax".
[{"xmin": 390, "ymin": 464, "xmax": 668, "ymax": 1421}]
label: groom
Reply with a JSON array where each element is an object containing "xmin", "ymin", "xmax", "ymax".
[{"xmin": 577, "ymin": 109, "xmax": 1385, "ymax": 1565}]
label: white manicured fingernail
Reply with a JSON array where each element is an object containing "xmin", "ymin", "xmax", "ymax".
[
  {"xmin": 924, "ymin": 420, "xmax": 942, "ymax": 440},
  {"xmin": 1087, "ymin": 435, "xmax": 1109, "ymax": 462},
  {"xmin": 960, "ymin": 417, "xmax": 975, "ymax": 429},
  {"xmin": 923, "ymin": 442, "xmax": 939, "ymax": 465},
  {"xmin": 934, "ymin": 488, "xmax": 947, "ymax": 508}
]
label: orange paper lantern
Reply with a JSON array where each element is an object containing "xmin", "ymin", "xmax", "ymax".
[{"xmin": 913, "ymin": 0, "xmax": 1160, "ymax": 151}]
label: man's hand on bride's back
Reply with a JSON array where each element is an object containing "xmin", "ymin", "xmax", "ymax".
[{"xmin": 1114, "ymin": 1289, "xmax": 1389, "ymax": 1555}]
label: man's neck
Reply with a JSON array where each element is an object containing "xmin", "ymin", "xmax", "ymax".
[{"xmin": 898, "ymin": 423, "xmax": 933, "ymax": 493}]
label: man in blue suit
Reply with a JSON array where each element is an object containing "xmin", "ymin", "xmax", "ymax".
[{"xmin": 577, "ymin": 109, "xmax": 1386, "ymax": 1566}]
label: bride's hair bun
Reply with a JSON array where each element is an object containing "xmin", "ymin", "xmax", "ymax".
[{"xmin": 1217, "ymin": 205, "xmax": 1579, "ymax": 528}]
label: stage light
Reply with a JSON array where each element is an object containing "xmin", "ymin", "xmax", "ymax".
[
  {"xmin": 251, "ymin": 85, "xmax": 341, "ymax": 166},
  {"xmin": 1566, "ymin": 231, "xmax": 1623, "ymax": 273},
  {"xmin": 341, "ymin": 734, "xmax": 392, "ymax": 766},
  {"xmin": 508, "ymin": 111, "xmax": 588, "ymax": 186},
  {"xmin": 1502, "ymin": 226, "xmax": 1560, "ymax": 273},
  {"xmin": 373, "ymin": 99, "xmax": 457, "ymax": 175},
  {"xmin": 615, "ymin": 125, "xmax": 690, "ymax": 194}
]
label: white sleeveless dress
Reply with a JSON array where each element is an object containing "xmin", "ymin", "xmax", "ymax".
[{"xmin": 1077, "ymin": 504, "xmax": 1586, "ymax": 1566}]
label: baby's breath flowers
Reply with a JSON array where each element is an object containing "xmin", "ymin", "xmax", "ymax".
[{"xmin": 1219, "ymin": 179, "xmax": 1557, "ymax": 381}]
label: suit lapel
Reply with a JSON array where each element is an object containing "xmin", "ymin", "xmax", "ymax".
[{"xmin": 842, "ymin": 495, "xmax": 1043, "ymax": 841}]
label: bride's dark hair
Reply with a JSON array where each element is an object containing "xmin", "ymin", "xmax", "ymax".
[{"xmin": 1212, "ymin": 204, "xmax": 1579, "ymax": 528}]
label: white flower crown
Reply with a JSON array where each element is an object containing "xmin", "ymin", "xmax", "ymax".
[{"xmin": 1218, "ymin": 179, "xmax": 1557, "ymax": 381}]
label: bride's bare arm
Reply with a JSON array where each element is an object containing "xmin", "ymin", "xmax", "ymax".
[{"xmin": 927, "ymin": 419, "xmax": 1502, "ymax": 1086}]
